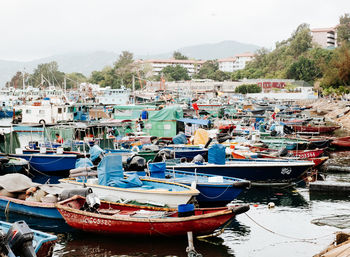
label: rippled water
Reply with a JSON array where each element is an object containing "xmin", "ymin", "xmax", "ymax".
[{"xmin": 2, "ymin": 118, "xmax": 350, "ymax": 256}]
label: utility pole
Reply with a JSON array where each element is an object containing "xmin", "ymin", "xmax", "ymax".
[
  {"xmin": 22, "ymin": 69, "xmax": 25, "ymax": 90},
  {"xmin": 132, "ymin": 75, "xmax": 135, "ymax": 104}
]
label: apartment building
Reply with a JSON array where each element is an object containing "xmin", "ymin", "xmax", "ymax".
[
  {"xmin": 217, "ymin": 57, "xmax": 237, "ymax": 72},
  {"xmin": 137, "ymin": 59, "xmax": 205, "ymax": 77},
  {"xmin": 218, "ymin": 52, "xmax": 255, "ymax": 72},
  {"xmin": 311, "ymin": 27, "xmax": 337, "ymax": 48}
]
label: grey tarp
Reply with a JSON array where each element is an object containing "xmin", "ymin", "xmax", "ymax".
[{"xmin": 0, "ymin": 174, "xmax": 40, "ymax": 192}]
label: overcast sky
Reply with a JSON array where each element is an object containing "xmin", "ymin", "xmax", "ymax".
[{"xmin": 0, "ymin": 0, "xmax": 348, "ymax": 61}]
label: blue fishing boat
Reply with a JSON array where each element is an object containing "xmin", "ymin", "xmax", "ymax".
[
  {"xmin": 0, "ymin": 155, "xmax": 29, "ymax": 174},
  {"xmin": 0, "ymin": 220, "xmax": 57, "ymax": 257},
  {"xmin": 166, "ymin": 158, "xmax": 314, "ymax": 185},
  {"xmin": 0, "ymin": 195, "xmax": 61, "ymax": 219},
  {"xmin": 9, "ymin": 152, "xmax": 78, "ymax": 175},
  {"xmin": 164, "ymin": 146, "xmax": 208, "ymax": 160},
  {"xmin": 129, "ymin": 163, "xmax": 251, "ymax": 204}
]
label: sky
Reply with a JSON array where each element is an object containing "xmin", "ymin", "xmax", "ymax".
[{"xmin": 0, "ymin": 0, "xmax": 348, "ymax": 61}]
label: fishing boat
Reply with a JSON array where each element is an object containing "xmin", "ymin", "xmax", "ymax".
[
  {"xmin": 331, "ymin": 136, "xmax": 350, "ymax": 149},
  {"xmin": 9, "ymin": 150, "xmax": 78, "ymax": 175},
  {"xmin": 130, "ymin": 164, "xmax": 251, "ymax": 204},
  {"xmin": 0, "ymin": 195, "xmax": 61, "ymax": 219},
  {"xmin": 56, "ymin": 195, "xmax": 249, "ymax": 236},
  {"xmin": 291, "ymin": 125, "xmax": 340, "ymax": 134},
  {"xmin": 166, "ymin": 159, "xmax": 314, "ymax": 185},
  {"xmin": 0, "ymin": 155, "xmax": 29, "ymax": 174},
  {"xmin": 0, "ymin": 220, "xmax": 57, "ymax": 257},
  {"xmin": 61, "ymin": 155, "xmax": 199, "ymax": 208}
]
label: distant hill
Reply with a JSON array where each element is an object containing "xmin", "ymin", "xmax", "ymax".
[
  {"xmin": 136, "ymin": 40, "xmax": 261, "ymax": 60},
  {"xmin": 0, "ymin": 40, "xmax": 261, "ymax": 86}
]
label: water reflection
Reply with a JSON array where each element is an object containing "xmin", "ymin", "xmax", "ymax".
[
  {"xmin": 57, "ymin": 232, "xmax": 235, "ymax": 257},
  {"xmin": 235, "ymin": 187, "xmax": 308, "ymax": 207}
]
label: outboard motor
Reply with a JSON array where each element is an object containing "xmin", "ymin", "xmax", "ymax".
[
  {"xmin": 125, "ymin": 156, "xmax": 146, "ymax": 171},
  {"xmin": 0, "ymin": 221, "xmax": 36, "ymax": 257},
  {"xmin": 192, "ymin": 154, "xmax": 204, "ymax": 164},
  {"xmin": 278, "ymin": 147, "xmax": 289, "ymax": 157},
  {"xmin": 82, "ymin": 193, "xmax": 101, "ymax": 213},
  {"xmin": 59, "ymin": 188, "xmax": 93, "ymax": 201}
]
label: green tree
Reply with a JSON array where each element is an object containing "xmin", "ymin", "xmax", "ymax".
[
  {"xmin": 194, "ymin": 60, "xmax": 218, "ymax": 79},
  {"xmin": 173, "ymin": 51, "xmax": 188, "ymax": 60},
  {"xmin": 65, "ymin": 72, "xmax": 87, "ymax": 89},
  {"xmin": 286, "ymin": 56, "xmax": 321, "ymax": 83},
  {"xmin": 114, "ymin": 51, "xmax": 138, "ymax": 88},
  {"xmin": 29, "ymin": 61, "xmax": 65, "ymax": 87},
  {"xmin": 235, "ymin": 84, "xmax": 262, "ymax": 94},
  {"xmin": 161, "ymin": 65, "xmax": 190, "ymax": 81},
  {"xmin": 337, "ymin": 13, "xmax": 350, "ymax": 43}
]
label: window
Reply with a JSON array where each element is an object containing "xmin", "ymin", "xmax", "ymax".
[
  {"xmin": 39, "ymin": 110, "xmax": 45, "ymax": 114},
  {"xmin": 58, "ymin": 108, "xmax": 62, "ymax": 114},
  {"xmin": 26, "ymin": 109, "xmax": 31, "ymax": 114}
]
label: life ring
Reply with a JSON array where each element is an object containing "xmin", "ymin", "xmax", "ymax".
[
  {"xmin": 131, "ymin": 146, "xmax": 139, "ymax": 153},
  {"xmin": 39, "ymin": 119, "xmax": 46, "ymax": 125}
]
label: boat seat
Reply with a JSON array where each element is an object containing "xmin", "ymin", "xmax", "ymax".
[{"xmin": 98, "ymin": 209, "xmax": 120, "ymax": 215}]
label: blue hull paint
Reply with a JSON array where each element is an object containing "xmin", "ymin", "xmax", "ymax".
[
  {"xmin": 133, "ymin": 169, "xmax": 249, "ymax": 203},
  {"xmin": 10, "ymin": 153, "xmax": 77, "ymax": 173},
  {"xmin": 0, "ymin": 110, "xmax": 14, "ymax": 118},
  {"xmin": 166, "ymin": 161, "xmax": 313, "ymax": 183},
  {"xmin": 0, "ymin": 198, "xmax": 62, "ymax": 219}
]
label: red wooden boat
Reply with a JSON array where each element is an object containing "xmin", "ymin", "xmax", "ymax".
[
  {"xmin": 291, "ymin": 125, "xmax": 340, "ymax": 134},
  {"xmin": 250, "ymin": 146, "xmax": 325, "ymax": 159},
  {"xmin": 331, "ymin": 136, "xmax": 350, "ymax": 149},
  {"xmin": 57, "ymin": 196, "xmax": 249, "ymax": 236}
]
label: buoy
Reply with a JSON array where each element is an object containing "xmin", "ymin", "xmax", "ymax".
[
  {"xmin": 268, "ymin": 202, "xmax": 275, "ymax": 209},
  {"xmin": 253, "ymin": 204, "xmax": 259, "ymax": 207}
]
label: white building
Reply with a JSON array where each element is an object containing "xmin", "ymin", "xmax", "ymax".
[
  {"xmin": 137, "ymin": 59, "xmax": 205, "ymax": 77},
  {"xmin": 218, "ymin": 53, "xmax": 255, "ymax": 72},
  {"xmin": 311, "ymin": 27, "xmax": 337, "ymax": 48},
  {"xmin": 234, "ymin": 52, "xmax": 255, "ymax": 70},
  {"xmin": 218, "ymin": 57, "xmax": 237, "ymax": 72}
]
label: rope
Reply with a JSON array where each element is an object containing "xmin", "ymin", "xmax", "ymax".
[
  {"xmin": 4, "ymin": 200, "xmax": 10, "ymax": 215},
  {"xmin": 197, "ymin": 183, "xmax": 234, "ymax": 200},
  {"xmin": 197, "ymin": 217, "xmax": 235, "ymax": 239},
  {"xmin": 244, "ymin": 213, "xmax": 335, "ymax": 242}
]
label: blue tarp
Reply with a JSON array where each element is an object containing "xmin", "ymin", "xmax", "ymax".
[
  {"xmin": 208, "ymin": 144, "xmax": 226, "ymax": 165},
  {"xmin": 107, "ymin": 173, "xmax": 143, "ymax": 188},
  {"xmin": 172, "ymin": 133, "xmax": 188, "ymax": 144},
  {"xmin": 149, "ymin": 162, "xmax": 166, "ymax": 178},
  {"xmin": 75, "ymin": 158, "xmax": 93, "ymax": 168},
  {"xmin": 97, "ymin": 155, "xmax": 143, "ymax": 188},
  {"xmin": 89, "ymin": 145, "xmax": 104, "ymax": 162},
  {"xmin": 177, "ymin": 118, "xmax": 210, "ymax": 126}
]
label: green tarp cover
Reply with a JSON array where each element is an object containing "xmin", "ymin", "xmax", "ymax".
[
  {"xmin": 0, "ymin": 132, "xmax": 21, "ymax": 154},
  {"xmin": 147, "ymin": 106, "xmax": 183, "ymax": 121}
]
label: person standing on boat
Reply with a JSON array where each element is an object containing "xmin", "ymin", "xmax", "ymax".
[{"xmin": 55, "ymin": 133, "xmax": 63, "ymax": 144}]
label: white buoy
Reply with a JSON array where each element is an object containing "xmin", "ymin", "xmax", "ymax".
[{"xmin": 268, "ymin": 202, "xmax": 275, "ymax": 209}]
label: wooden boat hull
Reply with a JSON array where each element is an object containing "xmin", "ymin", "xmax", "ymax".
[
  {"xmin": 292, "ymin": 125, "xmax": 340, "ymax": 133},
  {"xmin": 57, "ymin": 196, "xmax": 249, "ymax": 236},
  {"xmin": 0, "ymin": 196, "xmax": 61, "ymax": 219},
  {"xmin": 331, "ymin": 136, "xmax": 350, "ymax": 149},
  {"xmin": 166, "ymin": 160, "xmax": 314, "ymax": 184}
]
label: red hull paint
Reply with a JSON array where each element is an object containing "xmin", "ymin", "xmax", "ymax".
[
  {"xmin": 292, "ymin": 125, "xmax": 340, "ymax": 133},
  {"xmin": 250, "ymin": 146, "xmax": 324, "ymax": 159},
  {"xmin": 57, "ymin": 196, "xmax": 249, "ymax": 236},
  {"xmin": 331, "ymin": 137, "xmax": 350, "ymax": 149}
]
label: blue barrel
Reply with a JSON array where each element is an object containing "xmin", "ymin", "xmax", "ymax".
[{"xmin": 178, "ymin": 204, "xmax": 195, "ymax": 217}]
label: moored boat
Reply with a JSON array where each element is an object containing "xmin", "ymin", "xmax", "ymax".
[{"xmin": 56, "ymin": 195, "xmax": 249, "ymax": 236}]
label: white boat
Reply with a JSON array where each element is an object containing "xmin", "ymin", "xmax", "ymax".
[
  {"xmin": 96, "ymin": 86, "xmax": 131, "ymax": 105},
  {"xmin": 59, "ymin": 177, "xmax": 199, "ymax": 208},
  {"xmin": 60, "ymin": 154, "xmax": 199, "ymax": 208}
]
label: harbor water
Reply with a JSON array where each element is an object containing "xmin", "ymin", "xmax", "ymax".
[{"xmin": 2, "ymin": 119, "xmax": 350, "ymax": 256}]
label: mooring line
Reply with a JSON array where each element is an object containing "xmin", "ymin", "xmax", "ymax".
[{"xmin": 244, "ymin": 213, "xmax": 335, "ymax": 243}]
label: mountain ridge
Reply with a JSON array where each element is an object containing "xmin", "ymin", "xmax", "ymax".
[{"xmin": 0, "ymin": 40, "xmax": 261, "ymax": 86}]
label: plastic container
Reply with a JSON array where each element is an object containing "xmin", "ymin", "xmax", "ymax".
[{"xmin": 178, "ymin": 204, "xmax": 195, "ymax": 217}]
